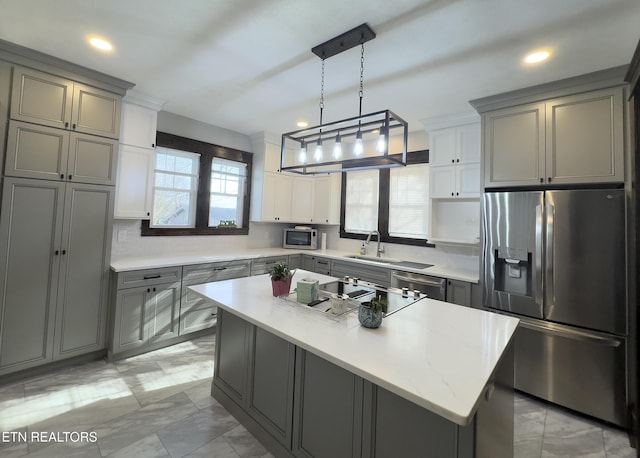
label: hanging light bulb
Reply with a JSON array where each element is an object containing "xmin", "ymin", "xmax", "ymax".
[
  {"xmin": 376, "ymin": 123, "xmax": 387, "ymax": 154},
  {"xmin": 314, "ymin": 138, "xmax": 323, "ymax": 161},
  {"xmin": 353, "ymin": 130, "xmax": 363, "ymax": 156},
  {"xmin": 333, "ymin": 133, "xmax": 342, "ymax": 159},
  {"xmin": 298, "ymin": 140, "xmax": 307, "ymax": 164}
]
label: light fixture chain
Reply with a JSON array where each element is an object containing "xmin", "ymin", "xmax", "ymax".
[
  {"xmin": 358, "ymin": 42, "xmax": 364, "ymax": 116},
  {"xmin": 319, "ymin": 58, "xmax": 325, "ymax": 125}
]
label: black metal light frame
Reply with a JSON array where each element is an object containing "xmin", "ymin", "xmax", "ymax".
[{"xmin": 280, "ymin": 23, "xmax": 408, "ymax": 175}]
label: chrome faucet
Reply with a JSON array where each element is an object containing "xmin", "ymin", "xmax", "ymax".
[{"xmin": 365, "ymin": 230, "xmax": 385, "ymax": 257}]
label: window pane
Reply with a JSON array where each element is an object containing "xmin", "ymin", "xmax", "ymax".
[
  {"xmin": 389, "ymin": 164, "xmax": 430, "ymax": 238},
  {"xmin": 151, "ymin": 148, "xmax": 200, "ymax": 228},
  {"xmin": 153, "ymin": 190, "xmax": 193, "ymax": 227},
  {"xmin": 209, "ymin": 158, "xmax": 246, "ymax": 228},
  {"xmin": 344, "ymin": 170, "xmax": 379, "ymax": 234}
]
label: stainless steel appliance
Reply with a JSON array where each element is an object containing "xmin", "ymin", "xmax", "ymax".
[
  {"xmin": 391, "ymin": 270, "xmax": 446, "ymax": 301},
  {"xmin": 283, "ymin": 227, "xmax": 318, "ymax": 250},
  {"xmin": 483, "ymin": 189, "xmax": 627, "ymax": 426}
]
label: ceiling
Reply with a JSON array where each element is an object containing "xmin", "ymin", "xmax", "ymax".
[{"xmin": 1, "ymin": 0, "xmax": 639, "ymax": 138}]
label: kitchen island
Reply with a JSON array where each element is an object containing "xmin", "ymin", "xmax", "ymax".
[{"xmin": 189, "ymin": 270, "xmax": 518, "ymax": 458}]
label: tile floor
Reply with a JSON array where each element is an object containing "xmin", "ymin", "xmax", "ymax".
[{"xmin": 0, "ymin": 333, "xmax": 635, "ymax": 457}]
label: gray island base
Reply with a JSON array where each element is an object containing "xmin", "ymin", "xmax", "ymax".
[{"xmin": 189, "ymin": 270, "xmax": 517, "ymax": 458}]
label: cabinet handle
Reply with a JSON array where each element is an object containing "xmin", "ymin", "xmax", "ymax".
[
  {"xmin": 213, "ymin": 267, "xmax": 227, "ymax": 271},
  {"xmin": 143, "ymin": 274, "xmax": 161, "ymax": 279},
  {"xmin": 147, "ymin": 288, "xmax": 151, "ymax": 293},
  {"xmin": 72, "ymin": 123, "xmax": 76, "ymax": 130},
  {"xmin": 55, "ymin": 250, "xmax": 59, "ymax": 255},
  {"xmin": 65, "ymin": 122, "xmax": 69, "ymax": 128},
  {"xmin": 146, "ymin": 212, "xmax": 150, "ymax": 216},
  {"xmin": 152, "ymin": 143, "xmax": 155, "ymax": 148},
  {"xmin": 153, "ymin": 287, "xmax": 156, "ymax": 292},
  {"xmin": 60, "ymin": 174, "xmax": 65, "ymax": 179},
  {"xmin": 539, "ymin": 178, "xmax": 543, "ymax": 183},
  {"xmin": 68, "ymin": 175, "xmax": 72, "ymax": 180},
  {"xmin": 62, "ymin": 250, "xmax": 66, "ymax": 255},
  {"xmin": 451, "ymin": 192, "xmax": 454, "ymax": 196},
  {"xmin": 451, "ymin": 159, "xmax": 454, "ymax": 163},
  {"xmin": 548, "ymin": 177, "xmax": 552, "ymax": 182},
  {"xmin": 456, "ymin": 192, "xmax": 459, "ymax": 196}
]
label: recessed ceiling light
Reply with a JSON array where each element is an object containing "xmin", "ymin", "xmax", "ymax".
[
  {"xmin": 524, "ymin": 50, "xmax": 550, "ymax": 64},
  {"xmin": 296, "ymin": 120, "xmax": 309, "ymax": 128},
  {"xmin": 88, "ymin": 37, "xmax": 113, "ymax": 52}
]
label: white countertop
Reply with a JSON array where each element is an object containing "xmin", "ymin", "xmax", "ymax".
[
  {"xmin": 189, "ymin": 270, "xmax": 518, "ymax": 426},
  {"xmin": 110, "ymin": 248, "xmax": 479, "ymax": 283}
]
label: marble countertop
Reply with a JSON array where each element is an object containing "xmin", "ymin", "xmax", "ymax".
[
  {"xmin": 110, "ymin": 248, "xmax": 479, "ymax": 283},
  {"xmin": 188, "ymin": 270, "xmax": 518, "ymax": 426}
]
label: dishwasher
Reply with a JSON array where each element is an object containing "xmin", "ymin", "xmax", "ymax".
[{"xmin": 390, "ymin": 270, "xmax": 446, "ymax": 301}]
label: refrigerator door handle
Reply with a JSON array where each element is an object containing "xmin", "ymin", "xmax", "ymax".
[
  {"xmin": 545, "ymin": 202, "xmax": 555, "ymax": 310},
  {"xmin": 519, "ymin": 319, "xmax": 622, "ymax": 347},
  {"xmin": 534, "ymin": 204, "xmax": 543, "ymax": 307}
]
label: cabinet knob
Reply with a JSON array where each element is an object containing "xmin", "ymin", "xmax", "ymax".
[
  {"xmin": 539, "ymin": 178, "xmax": 543, "ymax": 183},
  {"xmin": 548, "ymin": 177, "xmax": 552, "ymax": 182},
  {"xmin": 456, "ymin": 158, "xmax": 460, "ymax": 163},
  {"xmin": 152, "ymin": 143, "xmax": 155, "ymax": 148},
  {"xmin": 68, "ymin": 175, "xmax": 72, "ymax": 180},
  {"xmin": 62, "ymin": 250, "xmax": 66, "ymax": 255},
  {"xmin": 451, "ymin": 159, "xmax": 454, "ymax": 163},
  {"xmin": 147, "ymin": 212, "xmax": 150, "ymax": 217},
  {"xmin": 64, "ymin": 122, "xmax": 69, "ymax": 128},
  {"xmin": 72, "ymin": 123, "xmax": 76, "ymax": 130},
  {"xmin": 147, "ymin": 288, "xmax": 151, "ymax": 293},
  {"xmin": 456, "ymin": 192, "xmax": 459, "ymax": 196},
  {"xmin": 60, "ymin": 174, "xmax": 65, "ymax": 179},
  {"xmin": 55, "ymin": 250, "xmax": 59, "ymax": 255},
  {"xmin": 451, "ymin": 192, "xmax": 454, "ymax": 196}
]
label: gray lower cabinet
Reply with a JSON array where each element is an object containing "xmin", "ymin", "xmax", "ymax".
[
  {"xmin": 0, "ymin": 177, "xmax": 114, "ymax": 374},
  {"xmin": 446, "ymin": 279, "xmax": 472, "ymax": 307},
  {"xmin": 330, "ymin": 259, "xmax": 391, "ymax": 286},
  {"xmin": 301, "ymin": 255, "xmax": 331, "ymax": 275},
  {"xmin": 251, "ymin": 256, "xmax": 288, "ymax": 275},
  {"xmin": 213, "ymin": 311, "xmax": 512, "ymax": 458},
  {"xmin": 248, "ymin": 326, "xmax": 296, "ymax": 448},
  {"xmin": 180, "ymin": 260, "xmax": 250, "ymax": 335},
  {"xmin": 292, "ymin": 350, "xmax": 363, "ymax": 458},
  {"xmin": 110, "ymin": 267, "xmax": 182, "ymax": 357},
  {"xmin": 287, "ymin": 254, "xmax": 302, "ymax": 270},
  {"xmin": 214, "ymin": 309, "xmax": 296, "ymax": 449}
]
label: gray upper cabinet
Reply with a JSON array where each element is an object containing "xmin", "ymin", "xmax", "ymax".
[
  {"xmin": 0, "ymin": 178, "xmax": 114, "ymax": 374},
  {"xmin": 483, "ymin": 86, "xmax": 625, "ymax": 188},
  {"xmin": 6, "ymin": 120, "xmax": 118, "ymax": 185},
  {"xmin": 10, "ymin": 65, "xmax": 121, "ymax": 139}
]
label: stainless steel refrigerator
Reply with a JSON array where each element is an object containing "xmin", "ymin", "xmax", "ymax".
[{"xmin": 483, "ymin": 188, "xmax": 627, "ymax": 426}]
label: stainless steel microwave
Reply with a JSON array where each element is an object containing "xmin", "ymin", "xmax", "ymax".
[{"xmin": 283, "ymin": 227, "xmax": 318, "ymax": 250}]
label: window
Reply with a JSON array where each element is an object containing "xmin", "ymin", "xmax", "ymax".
[
  {"xmin": 142, "ymin": 132, "xmax": 252, "ymax": 236},
  {"xmin": 340, "ymin": 151, "xmax": 434, "ymax": 247},
  {"xmin": 151, "ymin": 148, "xmax": 200, "ymax": 228},
  {"xmin": 209, "ymin": 158, "xmax": 247, "ymax": 228}
]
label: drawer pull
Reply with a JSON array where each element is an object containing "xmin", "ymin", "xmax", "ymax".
[
  {"xmin": 143, "ymin": 274, "xmax": 162, "ymax": 280},
  {"xmin": 213, "ymin": 267, "xmax": 227, "ymax": 271}
]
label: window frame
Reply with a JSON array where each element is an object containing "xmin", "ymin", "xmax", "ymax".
[
  {"xmin": 339, "ymin": 150, "xmax": 436, "ymax": 248},
  {"xmin": 141, "ymin": 132, "xmax": 252, "ymax": 236}
]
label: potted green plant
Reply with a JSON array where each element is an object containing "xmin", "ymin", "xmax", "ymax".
[
  {"xmin": 358, "ymin": 295, "xmax": 387, "ymax": 328},
  {"xmin": 269, "ymin": 263, "xmax": 293, "ymax": 297}
]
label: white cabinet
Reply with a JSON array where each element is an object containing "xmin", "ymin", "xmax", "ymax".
[
  {"xmin": 260, "ymin": 172, "xmax": 293, "ymax": 222},
  {"xmin": 114, "ymin": 144, "xmax": 154, "ymax": 218},
  {"xmin": 291, "ymin": 177, "xmax": 314, "ymax": 223},
  {"xmin": 120, "ymin": 102, "xmax": 157, "ymax": 149},
  {"xmin": 427, "ymin": 122, "xmax": 480, "ymax": 245},
  {"xmin": 114, "ymin": 100, "xmax": 161, "ymax": 219},
  {"xmin": 484, "ymin": 86, "xmax": 625, "ymax": 187},
  {"xmin": 312, "ymin": 174, "xmax": 341, "ymax": 224},
  {"xmin": 10, "ymin": 65, "xmax": 121, "ymax": 139},
  {"xmin": 429, "ymin": 124, "xmax": 480, "ymax": 198}
]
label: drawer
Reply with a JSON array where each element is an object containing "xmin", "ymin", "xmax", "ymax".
[
  {"xmin": 251, "ymin": 256, "xmax": 288, "ymax": 276},
  {"xmin": 117, "ymin": 266, "xmax": 182, "ymax": 289},
  {"xmin": 179, "ymin": 305, "xmax": 217, "ymax": 335},
  {"xmin": 183, "ymin": 260, "xmax": 250, "ymax": 285}
]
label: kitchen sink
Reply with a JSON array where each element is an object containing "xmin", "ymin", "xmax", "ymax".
[
  {"xmin": 344, "ymin": 255, "xmax": 400, "ymax": 264},
  {"xmin": 344, "ymin": 255, "xmax": 433, "ymax": 270}
]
